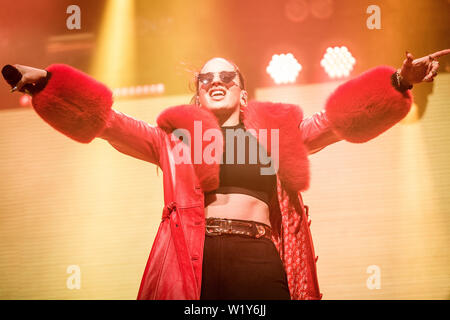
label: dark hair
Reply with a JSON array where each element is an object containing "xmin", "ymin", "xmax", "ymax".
[{"xmin": 190, "ymin": 58, "xmax": 246, "ymax": 105}]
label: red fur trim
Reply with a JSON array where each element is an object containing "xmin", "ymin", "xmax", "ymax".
[
  {"xmin": 156, "ymin": 102, "xmax": 310, "ymax": 193},
  {"xmin": 325, "ymin": 66, "xmax": 413, "ymax": 143},
  {"xmin": 243, "ymin": 101, "xmax": 310, "ymax": 192},
  {"xmin": 157, "ymin": 105, "xmax": 222, "ymax": 192},
  {"xmin": 31, "ymin": 64, "xmax": 113, "ymax": 143}
]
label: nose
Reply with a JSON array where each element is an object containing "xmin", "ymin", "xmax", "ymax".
[{"xmin": 211, "ymin": 73, "xmax": 223, "ymax": 86}]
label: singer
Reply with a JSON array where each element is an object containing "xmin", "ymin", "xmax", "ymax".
[{"xmin": 5, "ymin": 49, "xmax": 448, "ymax": 299}]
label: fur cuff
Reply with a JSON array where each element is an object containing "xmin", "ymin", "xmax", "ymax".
[
  {"xmin": 157, "ymin": 104, "xmax": 222, "ymax": 192},
  {"xmin": 31, "ymin": 64, "xmax": 113, "ymax": 143},
  {"xmin": 325, "ymin": 66, "xmax": 413, "ymax": 143}
]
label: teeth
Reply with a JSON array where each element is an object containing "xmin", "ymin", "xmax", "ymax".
[{"xmin": 211, "ymin": 89, "xmax": 225, "ymax": 97}]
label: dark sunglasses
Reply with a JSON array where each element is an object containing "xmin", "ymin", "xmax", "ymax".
[{"xmin": 197, "ymin": 71, "xmax": 238, "ymax": 86}]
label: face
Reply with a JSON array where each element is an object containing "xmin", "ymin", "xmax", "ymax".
[{"xmin": 197, "ymin": 57, "xmax": 247, "ymax": 114}]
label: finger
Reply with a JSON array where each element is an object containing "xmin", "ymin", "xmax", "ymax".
[
  {"xmin": 423, "ymin": 63, "xmax": 439, "ymax": 82},
  {"xmin": 404, "ymin": 51, "xmax": 414, "ymax": 66},
  {"xmin": 423, "ymin": 70, "xmax": 435, "ymax": 81},
  {"xmin": 426, "ymin": 60, "xmax": 435, "ymax": 74},
  {"xmin": 429, "ymin": 49, "xmax": 450, "ymax": 59},
  {"xmin": 405, "ymin": 51, "xmax": 414, "ymax": 63},
  {"xmin": 430, "ymin": 61, "xmax": 439, "ymax": 75}
]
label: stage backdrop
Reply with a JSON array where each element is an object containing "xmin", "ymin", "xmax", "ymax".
[{"xmin": 0, "ymin": 74, "xmax": 449, "ymax": 299}]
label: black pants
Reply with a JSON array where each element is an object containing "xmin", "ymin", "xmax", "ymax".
[{"xmin": 200, "ymin": 234, "xmax": 291, "ymax": 300}]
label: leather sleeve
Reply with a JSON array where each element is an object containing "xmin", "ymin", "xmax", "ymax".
[
  {"xmin": 97, "ymin": 109, "xmax": 165, "ymax": 166},
  {"xmin": 300, "ymin": 110, "xmax": 342, "ymax": 155}
]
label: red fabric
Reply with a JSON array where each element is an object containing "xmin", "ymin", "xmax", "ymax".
[
  {"xmin": 156, "ymin": 105, "xmax": 223, "ymax": 192},
  {"xmin": 32, "ymin": 64, "xmax": 113, "ymax": 143},
  {"xmin": 143, "ymin": 101, "xmax": 320, "ymax": 299},
  {"xmin": 242, "ymin": 101, "xmax": 310, "ymax": 192},
  {"xmin": 325, "ymin": 66, "xmax": 413, "ymax": 143},
  {"xmin": 32, "ymin": 64, "xmax": 412, "ymax": 300}
]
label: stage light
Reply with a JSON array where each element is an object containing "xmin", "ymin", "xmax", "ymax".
[
  {"xmin": 266, "ymin": 53, "xmax": 302, "ymax": 84},
  {"xmin": 91, "ymin": 0, "xmax": 136, "ymax": 88},
  {"xmin": 284, "ymin": 0, "xmax": 309, "ymax": 23},
  {"xmin": 112, "ymin": 84, "xmax": 165, "ymax": 98},
  {"xmin": 120, "ymin": 87, "xmax": 129, "ymax": 97},
  {"xmin": 310, "ymin": 0, "xmax": 334, "ymax": 19},
  {"xmin": 320, "ymin": 46, "xmax": 356, "ymax": 79},
  {"xmin": 156, "ymin": 84, "xmax": 165, "ymax": 94},
  {"xmin": 19, "ymin": 94, "xmax": 31, "ymax": 107}
]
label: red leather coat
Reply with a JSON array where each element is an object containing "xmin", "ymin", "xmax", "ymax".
[{"xmin": 31, "ymin": 64, "xmax": 412, "ymax": 300}]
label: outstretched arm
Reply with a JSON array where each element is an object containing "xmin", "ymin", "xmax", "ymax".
[
  {"xmin": 97, "ymin": 109, "xmax": 165, "ymax": 166},
  {"xmin": 300, "ymin": 110, "xmax": 341, "ymax": 155},
  {"xmin": 6, "ymin": 64, "xmax": 164, "ymax": 166},
  {"xmin": 300, "ymin": 49, "xmax": 449, "ymax": 152}
]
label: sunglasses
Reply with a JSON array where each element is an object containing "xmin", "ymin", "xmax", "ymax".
[{"xmin": 197, "ymin": 71, "xmax": 238, "ymax": 87}]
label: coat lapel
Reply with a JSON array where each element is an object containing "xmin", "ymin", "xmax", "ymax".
[
  {"xmin": 242, "ymin": 101, "xmax": 309, "ymax": 192},
  {"xmin": 156, "ymin": 101, "xmax": 310, "ymax": 193}
]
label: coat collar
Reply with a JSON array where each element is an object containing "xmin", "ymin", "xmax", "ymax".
[{"xmin": 156, "ymin": 101, "xmax": 309, "ymax": 193}]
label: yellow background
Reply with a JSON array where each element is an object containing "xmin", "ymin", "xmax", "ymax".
[{"xmin": 1, "ymin": 75, "xmax": 449, "ymax": 299}]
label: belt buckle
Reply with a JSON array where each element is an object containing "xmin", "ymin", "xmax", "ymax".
[
  {"xmin": 206, "ymin": 218, "xmax": 233, "ymax": 236},
  {"xmin": 255, "ymin": 224, "xmax": 266, "ymax": 238},
  {"xmin": 206, "ymin": 223, "xmax": 222, "ymax": 235}
]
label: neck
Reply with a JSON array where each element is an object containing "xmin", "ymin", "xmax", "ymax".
[{"xmin": 214, "ymin": 106, "xmax": 241, "ymax": 127}]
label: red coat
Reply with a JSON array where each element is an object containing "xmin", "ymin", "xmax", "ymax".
[{"xmin": 31, "ymin": 64, "xmax": 412, "ymax": 300}]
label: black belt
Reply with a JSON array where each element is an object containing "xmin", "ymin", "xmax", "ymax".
[{"xmin": 205, "ymin": 217, "xmax": 272, "ymax": 241}]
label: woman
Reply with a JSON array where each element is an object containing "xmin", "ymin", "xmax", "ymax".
[{"xmin": 6, "ymin": 49, "xmax": 448, "ymax": 300}]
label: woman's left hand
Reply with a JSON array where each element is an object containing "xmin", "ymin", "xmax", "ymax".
[{"xmin": 399, "ymin": 49, "xmax": 450, "ymax": 86}]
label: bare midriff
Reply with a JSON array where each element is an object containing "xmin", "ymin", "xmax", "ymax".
[{"xmin": 204, "ymin": 193, "xmax": 271, "ymax": 227}]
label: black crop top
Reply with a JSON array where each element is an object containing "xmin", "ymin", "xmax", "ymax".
[{"xmin": 205, "ymin": 122, "xmax": 277, "ymax": 206}]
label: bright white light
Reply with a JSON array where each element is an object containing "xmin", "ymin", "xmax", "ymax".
[
  {"xmin": 266, "ymin": 53, "xmax": 302, "ymax": 84},
  {"xmin": 320, "ymin": 46, "xmax": 356, "ymax": 79},
  {"xmin": 156, "ymin": 83, "xmax": 165, "ymax": 93},
  {"xmin": 120, "ymin": 87, "xmax": 129, "ymax": 97},
  {"xmin": 112, "ymin": 84, "xmax": 165, "ymax": 98},
  {"xmin": 19, "ymin": 94, "xmax": 31, "ymax": 107}
]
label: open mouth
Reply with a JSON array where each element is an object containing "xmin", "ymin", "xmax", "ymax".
[{"xmin": 209, "ymin": 88, "xmax": 226, "ymax": 100}]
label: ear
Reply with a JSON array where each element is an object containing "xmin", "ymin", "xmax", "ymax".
[{"xmin": 240, "ymin": 90, "xmax": 248, "ymax": 107}]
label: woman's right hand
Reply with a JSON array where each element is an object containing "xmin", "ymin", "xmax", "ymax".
[{"xmin": 10, "ymin": 64, "xmax": 48, "ymax": 93}]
